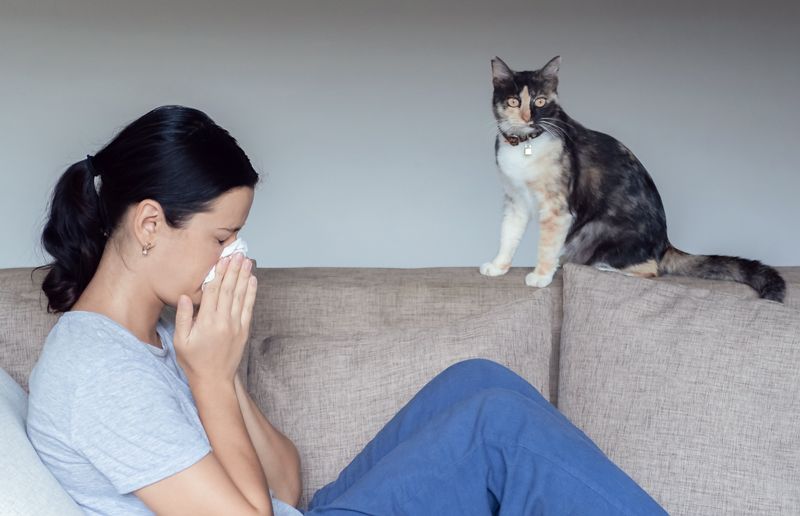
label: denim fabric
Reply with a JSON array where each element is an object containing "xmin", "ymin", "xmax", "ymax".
[{"xmin": 302, "ymin": 358, "xmax": 666, "ymax": 515}]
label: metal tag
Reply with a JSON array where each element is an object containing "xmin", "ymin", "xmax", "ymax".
[{"xmin": 523, "ymin": 144, "xmax": 532, "ymax": 156}]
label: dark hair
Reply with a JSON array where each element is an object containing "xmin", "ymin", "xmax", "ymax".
[{"xmin": 33, "ymin": 105, "xmax": 261, "ymax": 314}]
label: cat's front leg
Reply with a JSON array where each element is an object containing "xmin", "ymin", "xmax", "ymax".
[
  {"xmin": 525, "ymin": 203, "xmax": 573, "ymax": 288},
  {"xmin": 480, "ymin": 195, "xmax": 530, "ymax": 277}
]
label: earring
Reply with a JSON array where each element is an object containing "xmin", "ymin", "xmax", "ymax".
[{"xmin": 142, "ymin": 242, "xmax": 154, "ymax": 255}]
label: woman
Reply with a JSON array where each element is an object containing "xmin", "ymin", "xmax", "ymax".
[{"xmin": 27, "ymin": 105, "xmax": 666, "ymax": 515}]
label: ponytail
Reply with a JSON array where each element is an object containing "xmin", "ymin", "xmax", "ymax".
[{"xmin": 34, "ymin": 157, "xmax": 110, "ymax": 313}]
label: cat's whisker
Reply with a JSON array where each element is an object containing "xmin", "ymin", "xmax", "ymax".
[
  {"xmin": 539, "ymin": 116, "xmax": 570, "ymax": 124},
  {"xmin": 498, "ymin": 121, "xmax": 515, "ymax": 133},
  {"xmin": 541, "ymin": 120, "xmax": 565, "ymax": 134},
  {"xmin": 539, "ymin": 121, "xmax": 566, "ymax": 141},
  {"xmin": 541, "ymin": 126, "xmax": 563, "ymax": 142},
  {"xmin": 490, "ymin": 123, "xmax": 505, "ymax": 134},
  {"xmin": 544, "ymin": 125, "xmax": 571, "ymax": 143},
  {"xmin": 539, "ymin": 116, "xmax": 570, "ymax": 128},
  {"xmin": 539, "ymin": 121, "xmax": 572, "ymax": 142},
  {"xmin": 539, "ymin": 117, "xmax": 569, "ymax": 131},
  {"xmin": 540, "ymin": 126, "xmax": 557, "ymax": 141},
  {"xmin": 539, "ymin": 117, "xmax": 576, "ymax": 136}
]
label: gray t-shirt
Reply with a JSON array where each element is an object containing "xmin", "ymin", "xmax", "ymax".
[{"xmin": 26, "ymin": 310, "xmax": 302, "ymax": 516}]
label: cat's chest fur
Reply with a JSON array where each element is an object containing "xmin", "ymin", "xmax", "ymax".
[{"xmin": 495, "ymin": 132, "xmax": 565, "ymax": 205}]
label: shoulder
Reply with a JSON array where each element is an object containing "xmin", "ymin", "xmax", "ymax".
[
  {"xmin": 31, "ymin": 313, "xmax": 164, "ymax": 401},
  {"xmin": 67, "ymin": 354, "xmax": 182, "ymax": 444},
  {"xmin": 577, "ymin": 128, "xmax": 635, "ymax": 161},
  {"xmin": 32, "ymin": 314, "xmax": 120, "ymax": 391},
  {"xmin": 48, "ymin": 312, "xmax": 145, "ymax": 361}
]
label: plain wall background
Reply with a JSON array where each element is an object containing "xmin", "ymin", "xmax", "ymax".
[{"xmin": 2, "ymin": 0, "xmax": 798, "ymax": 268}]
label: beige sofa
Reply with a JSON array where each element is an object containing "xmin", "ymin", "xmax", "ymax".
[{"xmin": 2, "ymin": 263, "xmax": 799, "ymax": 515}]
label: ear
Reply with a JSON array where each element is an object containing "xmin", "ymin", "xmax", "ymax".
[
  {"xmin": 133, "ymin": 199, "xmax": 163, "ymax": 248},
  {"xmin": 491, "ymin": 56, "xmax": 514, "ymax": 87},
  {"xmin": 541, "ymin": 55, "xmax": 561, "ymax": 79}
]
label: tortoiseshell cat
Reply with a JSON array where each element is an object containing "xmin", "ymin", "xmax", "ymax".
[{"xmin": 479, "ymin": 55, "xmax": 786, "ymax": 302}]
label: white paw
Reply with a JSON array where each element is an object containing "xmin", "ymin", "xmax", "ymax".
[
  {"xmin": 593, "ymin": 263, "xmax": 619, "ymax": 273},
  {"xmin": 480, "ymin": 261, "xmax": 510, "ymax": 277},
  {"xmin": 525, "ymin": 271, "xmax": 554, "ymax": 288}
]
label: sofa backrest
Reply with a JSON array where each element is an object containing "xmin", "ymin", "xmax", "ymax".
[{"xmin": 3, "ymin": 265, "xmax": 799, "ymax": 398}]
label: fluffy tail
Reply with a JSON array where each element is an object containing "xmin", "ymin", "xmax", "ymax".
[{"xmin": 657, "ymin": 244, "xmax": 786, "ymax": 302}]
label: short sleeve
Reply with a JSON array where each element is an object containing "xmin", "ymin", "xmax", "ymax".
[{"xmin": 69, "ymin": 361, "xmax": 211, "ymax": 494}]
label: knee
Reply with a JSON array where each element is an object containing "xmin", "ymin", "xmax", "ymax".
[
  {"xmin": 468, "ymin": 388, "xmax": 538, "ymax": 430},
  {"xmin": 439, "ymin": 358, "xmax": 516, "ymax": 384},
  {"xmin": 473, "ymin": 387, "xmax": 529, "ymax": 410},
  {"xmin": 430, "ymin": 359, "xmax": 545, "ymax": 408}
]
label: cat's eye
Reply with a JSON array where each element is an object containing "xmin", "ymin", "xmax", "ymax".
[
  {"xmin": 506, "ymin": 97, "xmax": 520, "ymax": 108},
  {"xmin": 534, "ymin": 97, "xmax": 547, "ymax": 108}
]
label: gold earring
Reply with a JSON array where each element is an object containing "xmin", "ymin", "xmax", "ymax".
[{"xmin": 142, "ymin": 242, "xmax": 154, "ymax": 255}]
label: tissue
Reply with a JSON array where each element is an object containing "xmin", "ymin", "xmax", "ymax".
[{"xmin": 202, "ymin": 237, "xmax": 249, "ymax": 290}]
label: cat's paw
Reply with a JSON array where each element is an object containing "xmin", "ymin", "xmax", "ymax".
[
  {"xmin": 525, "ymin": 270, "xmax": 554, "ymax": 288},
  {"xmin": 480, "ymin": 261, "xmax": 510, "ymax": 277},
  {"xmin": 593, "ymin": 263, "xmax": 619, "ymax": 273}
]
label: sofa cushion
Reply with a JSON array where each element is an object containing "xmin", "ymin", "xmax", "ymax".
[
  {"xmin": 0, "ymin": 268, "xmax": 60, "ymax": 393},
  {"xmin": 249, "ymin": 289, "xmax": 554, "ymax": 509},
  {"xmin": 558, "ymin": 264, "xmax": 800, "ymax": 515},
  {"xmin": 248, "ymin": 267, "xmax": 565, "ymax": 404},
  {"xmin": 0, "ymin": 366, "xmax": 84, "ymax": 515}
]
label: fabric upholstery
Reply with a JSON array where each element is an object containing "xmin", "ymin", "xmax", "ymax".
[{"xmin": 558, "ymin": 264, "xmax": 800, "ymax": 515}]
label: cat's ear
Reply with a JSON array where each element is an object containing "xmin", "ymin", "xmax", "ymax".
[
  {"xmin": 541, "ymin": 55, "xmax": 561, "ymax": 79},
  {"xmin": 491, "ymin": 57, "xmax": 514, "ymax": 87}
]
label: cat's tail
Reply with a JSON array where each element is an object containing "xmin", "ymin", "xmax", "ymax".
[{"xmin": 656, "ymin": 244, "xmax": 786, "ymax": 302}]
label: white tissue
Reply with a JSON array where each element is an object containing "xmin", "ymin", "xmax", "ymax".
[{"xmin": 202, "ymin": 237, "xmax": 249, "ymax": 290}]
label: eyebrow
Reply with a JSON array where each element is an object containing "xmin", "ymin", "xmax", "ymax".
[{"xmin": 218, "ymin": 226, "xmax": 243, "ymax": 232}]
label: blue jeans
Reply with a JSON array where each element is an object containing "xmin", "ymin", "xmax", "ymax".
[{"xmin": 301, "ymin": 358, "xmax": 667, "ymax": 515}]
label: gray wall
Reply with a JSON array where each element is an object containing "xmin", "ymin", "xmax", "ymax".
[{"xmin": 2, "ymin": 0, "xmax": 798, "ymax": 268}]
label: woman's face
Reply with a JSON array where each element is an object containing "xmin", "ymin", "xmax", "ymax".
[{"xmin": 149, "ymin": 186, "xmax": 255, "ymax": 308}]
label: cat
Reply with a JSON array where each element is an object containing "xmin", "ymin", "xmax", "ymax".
[{"xmin": 479, "ymin": 55, "xmax": 786, "ymax": 303}]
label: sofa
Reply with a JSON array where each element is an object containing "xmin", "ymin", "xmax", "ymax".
[{"xmin": 2, "ymin": 263, "xmax": 799, "ymax": 515}]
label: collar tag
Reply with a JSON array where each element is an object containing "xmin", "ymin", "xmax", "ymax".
[{"xmin": 524, "ymin": 143, "xmax": 533, "ymax": 156}]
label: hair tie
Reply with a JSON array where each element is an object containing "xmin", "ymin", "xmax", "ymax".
[
  {"xmin": 87, "ymin": 156, "xmax": 109, "ymax": 237},
  {"xmin": 86, "ymin": 154, "xmax": 101, "ymax": 177}
]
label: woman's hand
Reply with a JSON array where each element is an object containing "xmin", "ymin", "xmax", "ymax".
[{"xmin": 173, "ymin": 252, "xmax": 258, "ymax": 389}]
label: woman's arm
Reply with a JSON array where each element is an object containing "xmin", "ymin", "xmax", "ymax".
[{"xmin": 234, "ymin": 372, "xmax": 303, "ymax": 507}]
